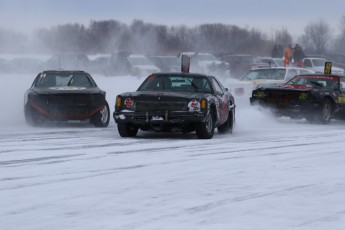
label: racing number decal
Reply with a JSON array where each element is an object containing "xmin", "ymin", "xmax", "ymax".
[
  {"xmin": 299, "ymin": 93, "xmax": 308, "ymax": 100},
  {"xmin": 324, "ymin": 62, "xmax": 332, "ymax": 74}
]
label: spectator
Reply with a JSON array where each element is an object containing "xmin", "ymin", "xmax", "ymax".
[
  {"xmin": 293, "ymin": 44, "xmax": 305, "ymax": 67},
  {"xmin": 284, "ymin": 43, "xmax": 294, "ymax": 67}
]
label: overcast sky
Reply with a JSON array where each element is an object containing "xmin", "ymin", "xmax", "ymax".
[{"xmin": 1, "ymin": 0, "xmax": 345, "ymax": 37}]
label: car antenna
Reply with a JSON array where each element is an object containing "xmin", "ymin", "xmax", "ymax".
[{"xmin": 59, "ymin": 55, "xmax": 61, "ymax": 70}]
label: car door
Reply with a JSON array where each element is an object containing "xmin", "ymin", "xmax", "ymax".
[
  {"xmin": 211, "ymin": 77, "xmax": 230, "ymax": 124},
  {"xmin": 337, "ymin": 77, "xmax": 345, "ymax": 106}
]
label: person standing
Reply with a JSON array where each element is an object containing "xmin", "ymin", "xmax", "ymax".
[
  {"xmin": 284, "ymin": 43, "xmax": 294, "ymax": 67},
  {"xmin": 293, "ymin": 44, "xmax": 305, "ymax": 67}
]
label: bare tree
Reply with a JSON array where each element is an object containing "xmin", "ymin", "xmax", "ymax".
[
  {"xmin": 334, "ymin": 15, "xmax": 345, "ymax": 53},
  {"xmin": 273, "ymin": 28, "xmax": 293, "ymax": 47},
  {"xmin": 300, "ymin": 19, "xmax": 332, "ymax": 54}
]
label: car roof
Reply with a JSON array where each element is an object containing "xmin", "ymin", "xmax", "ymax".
[
  {"xmin": 251, "ymin": 66, "xmax": 311, "ymax": 71},
  {"xmin": 151, "ymin": 72, "xmax": 212, "ymax": 78},
  {"xmin": 41, "ymin": 70, "xmax": 89, "ymax": 74}
]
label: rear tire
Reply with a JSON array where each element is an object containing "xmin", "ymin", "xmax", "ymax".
[
  {"xmin": 92, "ymin": 102, "xmax": 110, "ymax": 127},
  {"xmin": 195, "ymin": 112, "xmax": 215, "ymax": 139},
  {"xmin": 316, "ymin": 98, "xmax": 332, "ymax": 124},
  {"xmin": 218, "ymin": 111, "xmax": 233, "ymax": 134},
  {"xmin": 117, "ymin": 123, "xmax": 138, "ymax": 137}
]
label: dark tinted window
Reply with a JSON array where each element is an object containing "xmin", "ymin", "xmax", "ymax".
[
  {"xmin": 138, "ymin": 75, "xmax": 212, "ymax": 93},
  {"xmin": 35, "ymin": 72, "xmax": 94, "ymax": 88}
]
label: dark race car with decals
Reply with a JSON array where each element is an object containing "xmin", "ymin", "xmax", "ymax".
[
  {"xmin": 24, "ymin": 70, "xmax": 110, "ymax": 127},
  {"xmin": 114, "ymin": 72, "xmax": 236, "ymax": 139},
  {"xmin": 250, "ymin": 74, "xmax": 345, "ymax": 124}
]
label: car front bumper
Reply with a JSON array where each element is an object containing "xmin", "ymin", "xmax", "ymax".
[{"xmin": 114, "ymin": 110, "xmax": 207, "ymax": 125}]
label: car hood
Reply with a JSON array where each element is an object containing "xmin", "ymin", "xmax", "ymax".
[
  {"xmin": 256, "ymin": 83, "xmax": 313, "ymax": 91},
  {"xmin": 32, "ymin": 86, "xmax": 102, "ymax": 94}
]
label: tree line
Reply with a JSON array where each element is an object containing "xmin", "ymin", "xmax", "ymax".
[{"xmin": 1, "ymin": 17, "xmax": 345, "ymax": 57}]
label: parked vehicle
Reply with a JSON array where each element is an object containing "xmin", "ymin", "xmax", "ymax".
[
  {"xmin": 148, "ymin": 55, "xmax": 180, "ymax": 72},
  {"xmin": 178, "ymin": 52, "xmax": 229, "ymax": 77},
  {"xmin": 302, "ymin": 57, "xmax": 345, "ymax": 75},
  {"xmin": 114, "ymin": 72, "xmax": 235, "ymax": 139},
  {"xmin": 45, "ymin": 54, "xmax": 92, "ymax": 72},
  {"xmin": 257, "ymin": 57, "xmax": 284, "ymax": 67},
  {"xmin": 220, "ymin": 54, "xmax": 266, "ymax": 78},
  {"xmin": 127, "ymin": 54, "xmax": 161, "ymax": 77},
  {"xmin": 227, "ymin": 67, "xmax": 315, "ymax": 98}
]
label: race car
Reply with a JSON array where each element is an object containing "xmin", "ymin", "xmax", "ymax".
[
  {"xmin": 250, "ymin": 74, "xmax": 345, "ymax": 124},
  {"xmin": 24, "ymin": 70, "xmax": 110, "ymax": 127},
  {"xmin": 114, "ymin": 72, "xmax": 236, "ymax": 139}
]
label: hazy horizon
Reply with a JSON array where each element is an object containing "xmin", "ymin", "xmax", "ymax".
[{"xmin": 1, "ymin": 0, "xmax": 345, "ymax": 37}]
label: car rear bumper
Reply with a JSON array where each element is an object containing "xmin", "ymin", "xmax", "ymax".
[{"xmin": 30, "ymin": 103, "xmax": 104, "ymax": 120}]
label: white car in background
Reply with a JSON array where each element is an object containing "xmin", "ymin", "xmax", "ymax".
[
  {"xmin": 127, "ymin": 54, "xmax": 161, "ymax": 77},
  {"xmin": 224, "ymin": 67, "xmax": 315, "ymax": 103},
  {"xmin": 302, "ymin": 57, "xmax": 345, "ymax": 75},
  {"xmin": 178, "ymin": 52, "xmax": 229, "ymax": 76},
  {"xmin": 257, "ymin": 56, "xmax": 284, "ymax": 67}
]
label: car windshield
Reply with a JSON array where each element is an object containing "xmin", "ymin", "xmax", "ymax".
[
  {"xmin": 287, "ymin": 75, "xmax": 339, "ymax": 89},
  {"xmin": 138, "ymin": 74, "xmax": 212, "ymax": 93},
  {"xmin": 35, "ymin": 72, "xmax": 93, "ymax": 88},
  {"xmin": 241, "ymin": 69, "xmax": 286, "ymax": 80}
]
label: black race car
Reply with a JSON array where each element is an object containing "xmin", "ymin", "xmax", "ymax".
[
  {"xmin": 24, "ymin": 70, "xmax": 110, "ymax": 127},
  {"xmin": 114, "ymin": 73, "xmax": 236, "ymax": 139},
  {"xmin": 250, "ymin": 74, "xmax": 345, "ymax": 123}
]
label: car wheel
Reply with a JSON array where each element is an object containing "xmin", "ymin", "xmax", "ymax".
[
  {"xmin": 195, "ymin": 111, "xmax": 215, "ymax": 139},
  {"xmin": 218, "ymin": 111, "xmax": 233, "ymax": 134},
  {"xmin": 92, "ymin": 102, "xmax": 110, "ymax": 127},
  {"xmin": 117, "ymin": 123, "xmax": 138, "ymax": 137},
  {"xmin": 317, "ymin": 98, "xmax": 332, "ymax": 124}
]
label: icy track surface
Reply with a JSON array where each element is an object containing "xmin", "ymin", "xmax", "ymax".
[{"xmin": 1, "ymin": 73, "xmax": 345, "ymax": 230}]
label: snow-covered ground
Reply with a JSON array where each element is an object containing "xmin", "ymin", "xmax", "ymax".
[{"xmin": 1, "ymin": 73, "xmax": 345, "ymax": 230}]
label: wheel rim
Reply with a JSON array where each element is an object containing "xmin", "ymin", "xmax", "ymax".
[
  {"xmin": 205, "ymin": 113, "xmax": 213, "ymax": 133},
  {"xmin": 322, "ymin": 103, "xmax": 331, "ymax": 121},
  {"xmin": 100, "ymin": 105, "xmax": 109, "ymax": 124}
]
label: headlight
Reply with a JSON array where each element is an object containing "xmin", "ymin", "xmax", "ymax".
[
  {"xmin": 188, "ymin": 99, "xmax": 202, "ymax": 111},
  {"xmin": 299, "ymin": 92, "xmax": 308, "ymax": 100},
  {"xmin": 116, "ymin": 96, "xmax": 135, "ymax": 111},
  {"xmin": 123, "ymin": 97, "xmax": 135, "ymax": 109},
  {"xmin": 253, "ymin": 91, "xmax": 266, "ymax": 98}
]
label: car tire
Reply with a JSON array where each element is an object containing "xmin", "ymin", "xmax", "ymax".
[
  {"xmin": 317, "ymin": 98, "xmax": 332, "ymax": 124},
  {"xmin": 92, "ymin": 102, "xmax": 110, "ymax": 127},
  {"xmin": 117, "ymin": 123, "xmax": 138, "ymax": 137},
  {"xmin": 218, "ymin": 111, "xmax": 234, "ymax": 134},
  {"xmin": 195, "ymin": 111, "xmax": 215, "ymax": 139}
]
